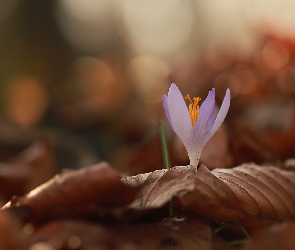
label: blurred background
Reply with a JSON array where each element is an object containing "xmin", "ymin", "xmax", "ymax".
[{"xmin": 1, "ymin": 0, "xmax": 295, "ymax": 198}]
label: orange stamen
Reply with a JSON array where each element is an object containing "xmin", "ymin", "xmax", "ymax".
[{"xmin": 185, "ymin": 94, "xmax": 201, "ymax": 126}]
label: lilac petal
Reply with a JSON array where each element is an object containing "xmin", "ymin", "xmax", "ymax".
[
  {"xmin": 167, "ymin": 83, "xmax": 192, "ymax": 148},
  {"xmin": 162, "ymin": 95, "xmax": 174, "ymax": 130},
  {"xmin": 203, "ymin": 88, "xmax": 231, "ymax": 145},
  {"xmin": 192, "ymin": 88, "xmax": 216, "ymax": 151}
]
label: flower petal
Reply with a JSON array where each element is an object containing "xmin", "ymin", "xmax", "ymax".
[
  {"xmin": 203, "ymin": 88, "xmax": 231, "ymax": 145},
  {"xmin": 162, "ymin": 95, "xmax": 174, "ymax": 130},
  {"xmin": 193, "ymin": 88, "xmax": 216, "ymax": 151},
  {"xmin": 167, "ymin": 83, "xmax": 192, "ymax": 148}
]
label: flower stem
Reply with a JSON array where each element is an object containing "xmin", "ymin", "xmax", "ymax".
[
  {"xmin": 160, "ymin": 120, "xmax": 171, "ymax": 170},
  {"xmin": 159, "ymin": 120, "xmax": 174, "ymax": 217}
]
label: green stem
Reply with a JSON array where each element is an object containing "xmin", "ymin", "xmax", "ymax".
[
  {"xmin": 214, "ymin": 239, "xmax": 248, "ymax": 250},
  {"xmin": 160, "ymin": 120, "xmax": 171, "ymax": 170},
  {"xmin": 212, "ymin": 221, "xmax": 250, "ymax": 239},
  {"xmin": 159, "ymin": 120, "xmax": 174, "ymax": 217}
]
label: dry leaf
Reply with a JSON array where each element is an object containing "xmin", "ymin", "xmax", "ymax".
[
  {"xmin": 182, "ymin": 163, "xmax": 295, "ymax": 233},
  {"xmin": 122, "ymin": 165, "xmax": 196, "ymax": 209},
  {"xmin": 31, "ymin": 210, "xmax": 211, "ymax": 250},
  {"xmin": 123, "ymin": 163, "xmax": 295, "ymax": 234},
  {"xmin": 0, "ymin": 137, "xmax": 55, "ymax": 200},
  {"xmin": 2, "ymin": 162, "xmax": 139, "ymax": 223},
  {"xmin": 241, "ymin": 222, "xmax": 295, "ymax": 250},
  {"xmin": 0, "ymin": 120, "xmax": 36, "ymax": 157}
]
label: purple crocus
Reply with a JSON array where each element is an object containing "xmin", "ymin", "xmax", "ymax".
[{"xmin": 163, "ymin": 83, "xmax": 230, "ymax": 167}]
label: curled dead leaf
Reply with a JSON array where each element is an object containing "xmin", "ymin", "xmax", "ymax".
[
  {"xmin": 182, "ymin": 163, "xmax": 295, "ymax": 233},
  {"xmin": 0, "ymin": 137, "xmax": 55, "ymax": 200},
  {"xmin": 2, "ymin": 162, "xmax": 139, "ymax": 223},
  {"xmin": 122, "ymin": 165, "xmax": 196, "ymax": 209},
  {"xmin": 123, "ymin": 163, "xmax": 295, "ymax": 234}
]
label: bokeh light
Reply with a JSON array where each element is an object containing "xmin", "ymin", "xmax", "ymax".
[
  {"xmin": 55, "ymin": 57, "xmax": 131, "ymax": 125},
  {"xmin": 4, "ymin": 77, "xmax": 48, "ymax": 128},
  {"xmin": 128, "ymin": 54, "xmax": 170, "ymax": 104},
  {"xmin": 262, "ymin": 41, "xmax": 289, "ymax": 70},
  {"xmin": 119, "ymin": 0, "xmax": 194, "ymax": 55},
  {"xmin": 55, "ymin": 0, "xmax": 117, "ymax": 52}
]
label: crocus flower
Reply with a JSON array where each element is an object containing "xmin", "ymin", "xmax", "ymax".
[{"xmin": 163, "ymin": 83, "xmax": 230, "ymax": 167}]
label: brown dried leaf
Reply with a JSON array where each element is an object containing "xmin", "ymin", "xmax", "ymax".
[
  {"xmin": 2, "ymin": 162, "xmax": 139, "ymax": 222},
  {"xmin": 31, "ymin": 210, "xmax": 211, "ymax": 250},
  {"xmin": 182, "ymin": 163, "xmax": 295, "ymax": 233},
  {"xmin": 0, "ymin": 137, "xmax": 55, "ymax": 200},
  {"xmin": 122, "ymin": 165, "xmax": 196, "ymax": 209},
  {"xmin": 124, "ymin": 163, "xmax": 295, "ymax": 234},
  {"xmin": 241, "ymin": 222, "xmax": 295, "ymax": 250},
  {"xmin": 0, "ymin": 120, "xmax": 36, "ymax": 155}
]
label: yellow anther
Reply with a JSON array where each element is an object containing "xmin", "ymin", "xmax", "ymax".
[{"xmin": 185, "ymin": 94, "xmax": 201, "ymax": 127}]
